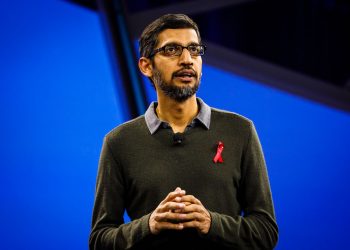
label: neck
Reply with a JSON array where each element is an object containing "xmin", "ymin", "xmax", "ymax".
[{"xmin": 156, "ymin": 94, "xmax": 198, "ymax": 133}]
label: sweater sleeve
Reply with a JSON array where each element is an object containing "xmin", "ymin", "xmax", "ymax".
[
  {"xmin": 204, "ymin": 122, "xmax": 278, "ymax": 249},
  {"xmin": 89, "ymin": 137, "xmax": 152, "ymax": 250}
]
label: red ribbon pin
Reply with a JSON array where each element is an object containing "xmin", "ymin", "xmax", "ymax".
[{"xmin": 213, "ymin": 141, "xmax": 224, "ymax": 163}]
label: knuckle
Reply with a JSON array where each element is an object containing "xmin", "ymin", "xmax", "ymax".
[
  {"xmin": 154, "ymin": 214, "xmax": 161, "ymax": 221},
  {"xmin": 154, "ymin": 223, "xmax": 161, "ymax": 230},
  {"xmin": 164, "ymin": 211, "xmax": 171, "ymax": 218}
]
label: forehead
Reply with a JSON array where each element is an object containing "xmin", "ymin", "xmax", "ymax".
[{"xmin": 156, "ymin": 28, "xmax": 199, "ymax": 47}]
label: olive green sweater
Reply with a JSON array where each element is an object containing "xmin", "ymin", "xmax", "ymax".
[{"xmin": 89, "ymin": 108, "xmax": 278, "ymax": 250}]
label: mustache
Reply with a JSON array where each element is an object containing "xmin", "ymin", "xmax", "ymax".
[{"xmin": 172, "ymin": 67, "xmax": 198, "ymax": 79}]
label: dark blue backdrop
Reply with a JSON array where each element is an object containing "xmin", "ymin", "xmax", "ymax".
[{"xmin": 1, "ymin": 1, "xmax": 350, "ymax": 249}]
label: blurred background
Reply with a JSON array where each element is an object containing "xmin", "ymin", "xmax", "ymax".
[{"xmin": 1, "ymin": 0, "xmax": 350, "ymax": 249}]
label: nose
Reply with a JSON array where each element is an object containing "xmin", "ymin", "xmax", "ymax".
[{"xmin": 178, "ymin": 48, "xmax": 194, "ymax": 66}]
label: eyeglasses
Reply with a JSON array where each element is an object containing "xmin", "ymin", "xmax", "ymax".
[{"xmin": 149, "ymin": 43, "xmax": 206, "ymax": 58}]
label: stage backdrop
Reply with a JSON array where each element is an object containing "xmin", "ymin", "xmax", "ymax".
[{"xmin": 1, "ymin": 1, "xmax": 350, "ymax": 250}]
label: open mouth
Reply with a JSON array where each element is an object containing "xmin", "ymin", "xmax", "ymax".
[{"xmin": 173, "ymin": 69, "xmax": 197, "ymax": 82}]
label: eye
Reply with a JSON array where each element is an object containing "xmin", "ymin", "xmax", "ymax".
[
  {"xmin": 188, "ymin": 45, "xmax": 200, "ymax": 55},
  {"xmin": 164, "ymin": 45, "xmax": 178, "ymax": 55}
]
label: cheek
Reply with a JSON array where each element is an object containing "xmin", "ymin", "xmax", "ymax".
[
  {"xmin": 162, "ymin": 65, "xmax": 176, "ymax": 81},
  {"xmin": 153, "ymin": 68, "xmax": 172, "ymax": 83},
  {"xmin": 195, "ymin": 58, "xmax": 202, "ymax": 73},
  {"xmin": 154, "ymin": 60, "xmax": 175, "ymax": 79}
]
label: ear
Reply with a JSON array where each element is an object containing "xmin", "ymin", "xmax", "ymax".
[{"xmin": 138, "ymin": 57, "xmax": 153, "ymax": 78}]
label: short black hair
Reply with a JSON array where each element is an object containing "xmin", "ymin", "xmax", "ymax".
[{"xmin": 139, "ymin": 14, "xmax": 201, "ymax": 58}]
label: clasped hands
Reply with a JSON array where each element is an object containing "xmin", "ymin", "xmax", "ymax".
[{"xmin": 149, "ymin": 187, "xmax": 211, "ymax": 235}]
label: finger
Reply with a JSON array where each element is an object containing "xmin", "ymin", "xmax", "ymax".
[
  {"xmin": 154, "ymin": 210, "xmax": 187, "ymax": 222},
  {"xmin": 160, "ymin": 189, "xmax": 186, "ymax": 205},
  {"xmin": 181, "ymin": 220, "xmax": 200, "ymax": 229},
  {"xmin": 181, "ymin": 215, "xmax": 211, "ymax": 234},
  {"xmin": 173, "ymin": 201, "xmax": 191, "ymax": 213},
  {"xmin": 180, "ymin": 205, "xmax": 211, "ymax": 221},
  {"xmin": 173, "ymin": 204, "xmax": 199, "ymax": 214},
  {"xmin": 173, "ymin": 196, "xmax": 182, "ymax": 203},
  {"xmin": 177, "ymin": 195, "xmax": 202, "ymax": 205},
  {"xmin": 180, "ymin": 203, "xmax": 204, "ymax": 214},
  {"xmin": 177, "ymin": 211, "xmax": 204, "ymax": 221},
  {"xmin": 154, "ymin": 221, "xmax": 184, "ymax": 232},
  {"xmin": 159, "ymin": 201, "xmax": 185, "ymax": 212},
  {"xmin": 174, "ymin": 187, "xmax": 186, "ymax": 195}
]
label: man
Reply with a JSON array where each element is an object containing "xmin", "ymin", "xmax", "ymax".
[{"xmin": 89, "ymin": 14, "xmax": 278, "ymax": 250}]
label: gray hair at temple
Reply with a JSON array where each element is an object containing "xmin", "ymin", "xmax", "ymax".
[{"xmin": 139, "ymin": 14, "xmax": 201, "ymax": 59}]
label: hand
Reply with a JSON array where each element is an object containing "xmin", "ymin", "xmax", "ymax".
[
  {"xmin": 175, "ymin": 195, "xmax": 211, "ymax": 234},
  {"xmin": 149, "ymin": 187, "xmax": 187, "ymax": 234},
  {"xmin": 149, "ymin": 188, "xmax": 211, "ymax": 235}
]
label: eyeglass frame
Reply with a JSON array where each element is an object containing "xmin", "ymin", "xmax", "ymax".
[{"xmin": 148, "ymin": 43, "xmax": 206, "ymax": 58}]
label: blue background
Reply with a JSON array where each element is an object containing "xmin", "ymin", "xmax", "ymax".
[{"xmin": 1, "ymin": 1, "xmax": 350, "ymax": 249}]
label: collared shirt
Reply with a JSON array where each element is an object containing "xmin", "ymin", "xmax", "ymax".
[{"xmin": 144, "ymin": 97, "xmax": 211, "ymax": 134}]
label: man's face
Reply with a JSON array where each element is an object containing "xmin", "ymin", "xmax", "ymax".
[{"xmin": 151, "ymin": 28, "xmax": 203, "ymax": 102}]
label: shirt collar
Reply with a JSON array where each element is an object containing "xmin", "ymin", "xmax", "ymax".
[{"xmin": 144, "ymin": 97, "xmax": 211, "ymax": 134}]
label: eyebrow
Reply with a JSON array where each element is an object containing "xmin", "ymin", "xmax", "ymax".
[{"xmin": 160, "ymin": 42, "xmax": 200, "ymax": 47}]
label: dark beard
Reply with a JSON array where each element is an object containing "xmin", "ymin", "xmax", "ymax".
[{"xmin": 153, "ymin": 69, "xmax": 200, "ymax": 103}]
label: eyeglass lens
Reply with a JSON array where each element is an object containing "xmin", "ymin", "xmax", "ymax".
[{"xmin": 164, "ymin": 45, "xmax": 204, "ymax": 56}]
